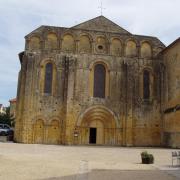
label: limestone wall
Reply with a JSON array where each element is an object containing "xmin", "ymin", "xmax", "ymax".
[
  {"xmin": 162, "ymin": 39, "xmax": 180, "ymax": 148},
  {"xmin": 15, "ymin": 20, "xmax": 166, "ymax": 146}
]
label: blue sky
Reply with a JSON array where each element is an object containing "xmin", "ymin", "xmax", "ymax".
[{"xmin": 0, "ymin": 0, "xmax": 179, "ymax": 106}]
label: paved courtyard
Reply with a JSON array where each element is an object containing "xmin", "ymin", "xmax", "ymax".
[{"xmin": 0, "ymin": 143, "xmax": 179, "ymax": 180}]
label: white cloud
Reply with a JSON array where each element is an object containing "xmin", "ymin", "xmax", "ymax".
[{"xmin": 0, "ymin": 0, "xmax": 179, "ymax": 106}]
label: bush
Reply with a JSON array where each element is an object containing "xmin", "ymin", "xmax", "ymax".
[{"xmin": 141, "ymin": 151, "xmax": 154, "ymax": 164}]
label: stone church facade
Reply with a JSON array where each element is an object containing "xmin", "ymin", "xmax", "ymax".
[{"xmin": 14, "ymin": 16, "xmax": 180, "ymax": 147}]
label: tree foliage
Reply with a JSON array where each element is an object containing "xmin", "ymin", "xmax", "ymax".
[{"xmin": 0, "ymin": 107, "xmax": 14, "ymax": 126}]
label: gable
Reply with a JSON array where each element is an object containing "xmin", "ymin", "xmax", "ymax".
[
  {"xmin": 72, "ymin": 16, "xmax": 130, "ymax": 34},
  {"xmin": 161, "ymin": 37, "xmax": 180, "ymax": 54}
]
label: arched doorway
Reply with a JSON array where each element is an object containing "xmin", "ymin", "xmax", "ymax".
[
  {"xmin": 76, "ymin": 106, "xmax": 121, "ymax": 145},
  {"xmin": 89, "ymin": 120, "xmax": 104, "ymax": 144}
]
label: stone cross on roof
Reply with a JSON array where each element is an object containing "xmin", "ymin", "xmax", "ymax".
[{"xmin": 98, "ymin": 1, "xmax": 106, "ymax": 15}]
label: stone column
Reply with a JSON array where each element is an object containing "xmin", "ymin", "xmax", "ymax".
[
  {"xmin": 75, "ymin": 40, "xmax": 79, "ymax": 54},
  {"xmin": 107, "ymin": 41, "xmax": 111, "ymax": 55},
  {"xmin": 92, "ymin": 41, "xmax": 96, "ymax": 54},
  {"xmin": 123, "ymin": 62, "xmax": 134, "ymax": 146},
  {"xmin": 63, "ymin": 56, "xmax": 77, "ymax": 145},
  {"xmin": 159, "ymin": 63, "xmax": 166, "ymax": 146},
  {"xmin": 137, "ymin": 45, "xmax": 140, "ymax": 58}
]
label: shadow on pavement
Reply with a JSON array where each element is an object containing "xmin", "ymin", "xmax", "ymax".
[{"xmin": 41, "ymin": 169, "xmax": 179, "ymax": 180}]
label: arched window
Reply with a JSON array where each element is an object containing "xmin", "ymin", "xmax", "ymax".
[
  {"xmin": 93, "ymin": 64, "xmax": 106, "ymax": 98},
  {"xmin": 44, "ymin": 63, "xmax": 53, "ymax": 94},
  {"xmin": 143, "ymin": 70, "xmax": 150, "ymax": 100}
]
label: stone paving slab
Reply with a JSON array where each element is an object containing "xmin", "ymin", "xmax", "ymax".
[
  {"xmin": 0, "ymin": 136, "xmax": 8, "ymax": 142},
  {"xmin": 0, "ymin": 143, "xmax": 180, "ymax": 180}
]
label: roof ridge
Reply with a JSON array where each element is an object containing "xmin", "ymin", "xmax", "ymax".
[{"xmin": 72, "ymin": 15, "xmax": 130, "ymax": 34}]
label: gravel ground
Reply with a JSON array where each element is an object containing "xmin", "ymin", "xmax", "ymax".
[{"xmin": 0, "ymin": 143, "xmax": 179, "ymax": 180}]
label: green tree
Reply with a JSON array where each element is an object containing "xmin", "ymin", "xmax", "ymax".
[{"xmin": 0, "ymin": 107, "xmax": 14, "ymax": 127}]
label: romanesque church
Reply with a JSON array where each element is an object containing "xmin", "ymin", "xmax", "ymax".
[{"xmin": 15, "ymin": 16, "xmax": 180, "ymax": 147}]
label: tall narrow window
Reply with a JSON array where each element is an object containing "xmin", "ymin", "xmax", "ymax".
[
  {"xmin": 143, "ymin": 70, "xmax": 150, "ymax": 100},
  {"xmin": 93, "ymin": 64, "xmax": 106, "ymax": 98},
  {"xmin": 44, "ymin": 63, "xmax": 53, "ymax": 94}
]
